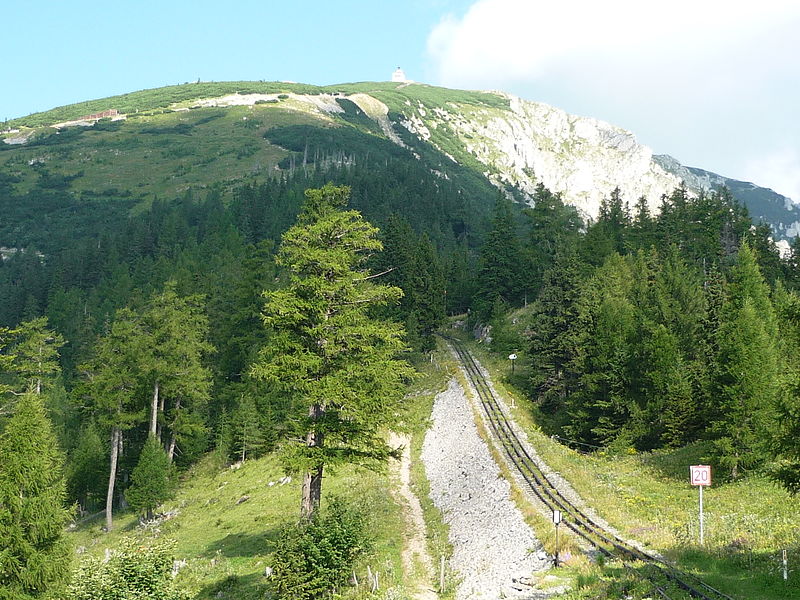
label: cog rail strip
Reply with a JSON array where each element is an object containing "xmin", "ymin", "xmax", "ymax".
[{"xmin": 444, "ymin": 336, "xmax": 735, "ymax": 600}]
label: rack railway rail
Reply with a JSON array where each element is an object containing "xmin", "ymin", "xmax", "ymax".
[{"xmin": 444, "ymin": 336, "xmax": 736, "ymax": 600}]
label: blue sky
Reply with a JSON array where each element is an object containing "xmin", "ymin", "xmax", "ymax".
[
  {"xmin": 2, "ymin": 0, "xmax": 468, "ymax": 120},
  {"xmin": 4, "ymin": 0, "xmax": 800, "ymax": 200}
]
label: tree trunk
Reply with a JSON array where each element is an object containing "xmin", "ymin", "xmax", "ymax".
[
  {"xmin": 167, "ymin": 398, "xmax": 180, "ymax": 463},
  {"xmin": 167, "ymin": 434, "xmax": 177, "ymax": 463},
  {"xmin": 300, "ymin": 403, "xmax": 324, "ymax": 519},
  {"xmin": 301, "ymin": 465, "xmax": 323, "ymax": 519},
  {"xmin": 149, "ymin": 380, "xmax": 160, "ymax": 439},
  {"xmin": 156, "ymin": 393, "xmax": 165, "ymax": 442},
  {"xmin": 105, "ymin": 427, "xmax": 121, "ymax": 531}
]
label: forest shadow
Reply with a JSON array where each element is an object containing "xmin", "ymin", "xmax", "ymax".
[
  {"xmin": 200, "ymin": 530, "xmax": 277, "ymax": 559},
  {"xmin": 639, "ymin": 441, "xmax": 715, "ymax": 481},
  {"xmin": 588, "ymin": 548, "xmax": 798, "ymax": 600},
  {"xmin": 194, "ymin": 572, "xmax": 272, "ymax": 600}
]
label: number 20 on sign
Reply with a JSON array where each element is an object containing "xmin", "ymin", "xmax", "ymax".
[{"xmin": 690, "ymin": 465, "xmax": 711, "ymax": 544}]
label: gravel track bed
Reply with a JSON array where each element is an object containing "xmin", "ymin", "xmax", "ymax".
[
  {"xmin": 421, "ymin": 379, "xmax": 550, "ymax": 599},
  {"xmin": 465, "ymin": 357, "xmax": 661, "ymax": 561}
]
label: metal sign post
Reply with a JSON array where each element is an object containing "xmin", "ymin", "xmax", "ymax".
[
  {"xmin": 552, "ymin": 509, "xmax": 562, "ymax": 567},
  {"xmin": 783, "ymin": 549, "xmax": 788, "ymax": 581},
  {"xmin": 690, "ymin": 465, "xmax": 711, "ymax": 544},
  {"xmin": 508, "ymin": 353, "xmax": 517, "ymax": 374}
]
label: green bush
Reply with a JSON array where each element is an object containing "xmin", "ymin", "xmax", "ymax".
[
  {"xmin": 125, "ymin": 437, "xmax": 175, "ymax": 520},
  {"xmin": 271, "ymin": 499, "xmax": 370, "ymax": 599},
  {"xmin": 68, "ymin": 539, "xmax": 189, "ymax": 600}
]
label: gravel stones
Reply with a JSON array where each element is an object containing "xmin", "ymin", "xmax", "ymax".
[{"xmin": 422, "ymin": 379, "xmax": 549, "ymax": 599}]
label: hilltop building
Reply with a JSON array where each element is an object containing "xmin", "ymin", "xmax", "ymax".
[{"xmin": 391, "ymin": 67, "xmax": 407, "ymax": 83}]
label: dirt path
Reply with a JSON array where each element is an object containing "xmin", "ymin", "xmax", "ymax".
[{"xmin": 389, "ymin": 433, "xmax": 438, "ymax": 600}]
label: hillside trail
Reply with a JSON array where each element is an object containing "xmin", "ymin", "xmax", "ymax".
[{"xmin": 388, "ymin": 433, "xmax": 439, "ymax": 600}]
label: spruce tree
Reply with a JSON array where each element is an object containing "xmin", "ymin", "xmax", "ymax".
[
  {"xmin": 125, "ymin": 436, "xmax": 174, "ymax": 521},
  {"xmin": 528, "ymin": 246, "xmax": 584, "ymax": 411},
  {"xmin": 771, "ymin": 284, "xmax": 800, "ymax": 492},
  {"xmin": 0, "ymin": 393, "xmax": 72, "ymax": 598},
  {"xmin": 230, "ymin": 393, "xmax": 267, "ymax": 462},
  {"xmin": 474, "ymin": 196, "xmax": 522, "ymax": 318},
  {"xmin": 9, "ymin": 317, "xmax": 64, "ymax": 395},
  {"xmin": 710, "ymin": 299, "xmax": 778, "ymax": 478},
  {"xmin": 67, "ymin": 422, "xmax": 107, "ymax": 512},
  {"xmin": 0, "ymin": 326, "xmax": 16, "ymax": 413},
  {"xmin": 142, "ymin": 281, "xmax": 213, "ymax": 462},
  {"xmin": 79, "ymin": 308, "xmax": 148, "ymax": 531},
  {"xmin": 580, "ymin": 188, "xmax": 630, "ymax": 266},
  {"xmin": 707, "ymin": 237, "xmax": 778, "ymax": 478},
  {"xmin": 251, "ymin": 184, "xmax": 414, "ymax": 519},
  {"xmin": 524, "ymin": 183, "xmax": 582, "ymax": 296},
  {"xmin": 566, "ymin": 254, "xmax": 636, "ymax": 446}
]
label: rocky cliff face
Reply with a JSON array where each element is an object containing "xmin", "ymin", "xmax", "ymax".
[
  {"xmin": 378, "ymin": 87, "xmax": 799, "ymax": 237},
  {"xmin": 394, "ymin": 92, "xmax": 682, "ymax": 220}
]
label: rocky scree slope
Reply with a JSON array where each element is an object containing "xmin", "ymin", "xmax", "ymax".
[{"xmin": 422, "ymin": 378, "xmax": 550, "ymax": 600}]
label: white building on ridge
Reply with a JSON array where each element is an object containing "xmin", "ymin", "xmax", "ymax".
[{"xmin": 391, "ymin": 67, "xmax": 407, "ymax": 83}]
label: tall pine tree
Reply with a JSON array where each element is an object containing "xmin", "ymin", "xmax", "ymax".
[
  {"xmin": 709, "ymin": 244, "xmax": 778, "ymax": 478},
  {"xmin": 251, "ymin": 184, "xmax": 414, "ymax": 519},
  {"xmin": 0, "ymin": 393, "xmax": 72, "ymax": 598}
]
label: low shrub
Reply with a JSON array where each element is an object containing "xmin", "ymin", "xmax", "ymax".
[
  {"xmin": 271, "ymin": 498, "xmax": 371, "ymax": 599},
  {"xmin": 68, "ymin": 539, "xmax": 189, "ymax": 600}
]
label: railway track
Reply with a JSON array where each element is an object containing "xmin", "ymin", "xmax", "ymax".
[{"xmin": 444, "ymin": 336, "xmax": 736, "ymax": 600}]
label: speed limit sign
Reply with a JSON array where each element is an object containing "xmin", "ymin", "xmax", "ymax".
[
  {"xmin": 690, "ymin": 465, "xmax": 711, "ymax": 486},
  {"xmin": 690, "ymin": 465, "xmax": 711, "ymax": 544}
]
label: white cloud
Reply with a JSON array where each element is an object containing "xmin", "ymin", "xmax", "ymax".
[
  {"xmin": 744, "ymin": 149, "xmax": 800, "ymax": 204},
  {"xmin": 426, "ymin": 0, "xmax": 800, "ymax": 89},
  {"xmin": 424, "ymin": 0, "xmax": 800, "ymax": 189}
]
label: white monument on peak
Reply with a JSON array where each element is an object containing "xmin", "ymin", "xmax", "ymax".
[{"xmin": 391, "ymin": 67, "xmax": 407, "ymax": 83}]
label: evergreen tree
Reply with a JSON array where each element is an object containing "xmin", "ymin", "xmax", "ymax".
[
  {"xmin": 67, "ymin": 422, "xmax": 107, "ymax": 512},
  {"xmin": 771, "ymin": 284, "xmax": 800, "ymax": 493},
  {"xmin": 8, "ymin": 317, "xmax": 65, "ymax": 395},
  {"xmin": 726, "ymin": 243, "xmax": 777, "ymax": 334},
  {"xmin": 710, "ymin": 299, "xmax": 778, "ymax": 478},
  {"xmin": 215, "ymin": 240, "xmax": 277, "ymax": 381},
  {"xmin": 443, "ymin": 240, "xmax": 476, "ymax": 315},
  {"xmin": 580, "ymin": 188, "xmax": 630, "ymax": 266},
  {"xmin": 230, "ymin": 393, "xmax": 267, "ymax": 462},
  {"xmin": 375, "ymin": 217, "xmax": 446, "ymax": 351},
  {"xmin": 0, "ymin": 393, "xmax": 72, "ymax": 598},
  {"xmin": 251, "ymin": 184, "xmax": 414, "ymax": 519},
  {"xmin": 528, "ymin": 246, "xmax": 584, "ymax": 411},
  {"xmin": 650, "ymin": 246, "xmax": 706, "ymax": 358},
  {"xmin": 474, "ymin": 196, "xmax": 523, "ymax": 318},
  {"xmin": 566, "ymin": 254, "xmax": 636, "ymax": 446},
  {"xmin": 747, "ymin": 222, "xmax": 782, "ymax": 285},
  {"xmin": 125, "ymin": 436, "xmax": 174, "ymax": 521},
  {"xmin": 406, "ymin": 234, "xmax": 446, "ymax": 350},
  {"xmin": 634, "ymin": 323, "xmax": 695, "ymax": 448},
  {"xmin": 68, "ymin": 539, "xmax": 188, "ymax": 600},
  {"xmin": 709, "ymin": 237, "xmax": 779, "ymax": 478},
  {"xmin": 142, "ymin": 281, "xmax": 213, "ymax": 462},
  {"xmin": 524, "ymin": 184, "xmax": 582, "ymax": 297},
  {"xmin": 629, "ymin": 195, "xmax": 655, "ymax": 250},
  {"xmin": 79, "ymin": 309, "xmax": 148, "ymax": 531},
  {"xmin": 0, "ymin": 327, "xmax": 16, "ymax": 406}
]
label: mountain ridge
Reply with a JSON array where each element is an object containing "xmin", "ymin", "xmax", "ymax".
[{"xmin": 3, "ymin": 80, "xmax": 797, "ymax": 240}]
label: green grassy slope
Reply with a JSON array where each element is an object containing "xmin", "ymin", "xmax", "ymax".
[
  {"xmin": 5, "ymin": 81, "xmax": 506, "ymax": 129},
  {"xmin": 69, "ymin": 363, "xmax": 454, "ymax": 600},
  {"xmin": 0, "ymin": 81, "xmax": 505, "ymax": 215},
  {"xmin": 71, "ymin": 454, "xmax": 405, "ymax": 599}
]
